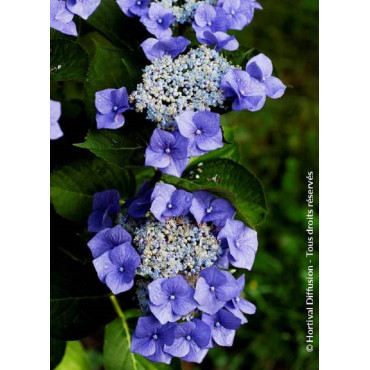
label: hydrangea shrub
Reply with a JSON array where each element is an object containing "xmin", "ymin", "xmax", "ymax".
[{"xmin": 50, "ymin": 0, "xmax": 286, "ymax": 367}]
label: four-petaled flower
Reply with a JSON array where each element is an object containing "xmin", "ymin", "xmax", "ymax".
[
  {"xmin": 50, "ymin": 100, "xmax": 63, "ymax": 140},
  {"xmin": 141, "ymin": 36, "xmax": 190, "ymax": 61},
  {"xmin": 50, "ymin": 0, "xmax": 77, "ymax": 36},
  {"xmin": 117, "ymin": 0, "xmax": 150, "ymax": 18},
  {"xmin": 220, "ymin": 68, "xmax": 266, "ymax": 111},
  {"xmin": 218, "ymin": 219, "xmax": 258, "ymax": 269},
  {"xmin": 66, "ymin": 0, "xmax": 101, "ymax": 20},
  {"xmin": 202, "ymin": 308, "xmax": 241, "ymax": 347},
  {"xmin": 194, "ymin": 266, "xmax": 238, "ymax": 314},
  {"xmin": 192, "ymin": 4, "xmax": 229, "ymax": 34},
  {"xmin": 93, "ymin": 243, "xmax": 140, "ymax": 294},
  {"xmin": 145, "ymin": 129, "xmax": 189, "ymax": 177},
  {"xmin": 190, "ymin": 190, "xmax": 235, "ymax": 227},
  {"xmin": 246, "ymin": 53, "xmax": 286, "ymax": 99},
  {"xmin": 88, "ymin": 189, "xmax": 121, "ymax": 233},
  {"xmin": 131, "ymin": 316, "xmax": 177, "ymax": 364},
  {"xmin": 224, "ymin": 274, "xmax": 256, "ymax": 323},
  {"xmin": 87, "ymin": 225, "xmax": 132, "ymax": 258},
  {"xmin": 164, "ymin": 319, "xmax": 211, "ymax": 363},
  {"xmin": 140, "ymin": 3, "xmax": 175, "ymax": 38},
  {"xmin": 95, "ymin": 87, "xmax": 132, "ymax": 130},
  {"xmin": 176, "ymin": 111, "xmax": 223, "ymax": 157},
  {"xmin": 148, "ymin": 275, "xmax": 198, "ymax": 324},
  {"xmin": 124, "ymin": 181, "xmax": 154, "ymax": 218}
]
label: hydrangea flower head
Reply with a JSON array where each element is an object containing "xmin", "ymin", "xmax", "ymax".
[
  {"xmin": 117, "ymin": 0, "xmax": 150, "ymax": 17},
  {"xmin": 145, "ymin": 129, "xmax": 189, "ymax": 177},
  {"xmin": 93, "ymin": 243, "xmax": 140, "ymax": 294},
  {"xmin": 190, "ymin": 190, "xmax": 236, "ymax": 227},
  {"xmin": 246, "ymin": 53, "xmax": 286, "ymax": 99},
  {"xmin": 87, "ymin": 189, "xmax": 121, "ymax": 232},
  {"xmin": 202, "ymin": 308, "xmax": 241, "ymax": 346},
  {"xmin": 220, "ymin": 68, "xmax": 266, "ymax": 111},
  {"xmin": 131, "ymin": 316, "xmax": 176, "ymax": 364},
  {"xmin": 140, "ymin": 3, "xmax": 175, "ymax": 38},
  {"xmin": 50, "ymin": 0, "xmax": 77, "ymax": 36},
  {"xmin": 218, "ymin": 219, "xmax": 258, "ymax": 269},
  {"xmin": 95, "ymin": 87, "xmax": 131, "ymax": 130},
  {"xmin": 163, "ymin": 319, "xmax": 211, "ymax": 363},
  {"xmin": 148, "ymin": 275, "xmax": 198, "ymax": 324},
  {"xmin": 141, "ymin": 36, "xmax": 190, "ymax": 61},
  {"xmin": 66, "ymin": 0, "xmax": 101, "ymax": 20},
  {"xmin": 50, "ymin": 100, "xmax": 63, "ymax": 140}
]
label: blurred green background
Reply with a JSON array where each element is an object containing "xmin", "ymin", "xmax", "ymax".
[{"xmin": 54, "ymin": 0, "xmax": 319, "ymax": 369}]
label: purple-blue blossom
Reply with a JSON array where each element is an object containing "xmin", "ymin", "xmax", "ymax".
[
  {"xmin": 131, "ymin": 316, "xmax": 176, "ymax": 364},
  {"xmin": 50, "ymin": 0, "xmax": 77, "ymax": 36},
  {"xmin": 246, "ymin": 53, "xmax": 286, "ymax": 99},
  {"xmin": 194, "ymin": 266, "xmax": 238, "ymax": 314},
  {"xmin": 145, "ymin": 129, "xmax": 189, "ymax": 177},
  {"xmin": 95, "ymin": 87, "xmax": 131, "ymax": 130},
  {"xmin": 220, "ymin": 68, "xmax": 266, "ymax": 111},
  {"xmin": 87, "ymin": 189, "xmax": 121, "ymax": 233},
  {"xmin": 87, "ymin": 225, "xmax": 132, "ymax": 258},
  {"xmin": 217, "ymin": 219, "xmax": 258, "ymax": 269},
  {"xmin": 150, "ymin": 183, "xmax": 193, "ymax": 222},
  {"xmin": 148, "ymin": 275, "xmax": 198, "ymax": 324},
  {"xmin": 202, "ymin": 308, "xmax": 241, "ymax": 347},
  {"xmin": 66, "ymin": 0, "xmax": 101, "ymax": 20},
  {"xmin": 192, "ymin": 4, "xmax": 229, "ymax": 34},
  {"xmin": 217, "ymin": 0, "xmax": 262, "ymax": 27},
  {"xmin": 125, "ymin": 181, "xmax": 153, "ymax": 218},
  {"xmin": 197, "ymin": 31, "xmax": 239, "ymax": 52},
  {"xmin": 176, "ymin": 111, "xmax": 223, "ymax": 157},
  {"xmin": 117, "ymin": 0, "xmax": 150, "ymax": 17},
  {"xmin": 140, "ymin": 3, "xmax": 175, "ymax": 38},
  {"xmin": 92, "ymin": 243, "xmax": 140, "ymax": 294},
  {"xmin": 190, "ymin": 190, "xmax": 235, "ymax": 227},
  {"xmin": 163, "ymin": 319, "xmax": 211, "ymax": 363},
  {"xmin": 225, "ymin": 274, "xmax": 256, "ymax": 324},
  {"xmin": 141, "ymin": 36, "xmax": 190, "ymax": 61},
  {"xmin": 50, "ymin": 100, "xmax": 63, "ymax": 140}
]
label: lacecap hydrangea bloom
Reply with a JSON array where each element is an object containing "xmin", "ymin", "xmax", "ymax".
[{"xmin": 87, "ymin": 181, "xmax": 258, "ymax": 364}]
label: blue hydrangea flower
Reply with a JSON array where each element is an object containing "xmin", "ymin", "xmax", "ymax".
[
  {"xmin": 192, "ymin": 4, "xmax": 229, "ymax": 34},
  {"xmin": 92, "ymin": 243, "xmax": 140, "ymax": 294},
  {"xmin": 197, "ymin": 30, "xmax": 239, "ymax": 52},
  {"xmin": 95, "ymin": 87, "xmax": 131, "ymax": 130},
  {"xmin": 190, "ymin": 190, "xmax": 235, "ymax": 227},
  {"xmin": 217, "ymin": 219, "xmax": 258, "ymax": 269},
  {"xmin": 150, "ymin": 183, "xmax": 193, "ymax": 222},
  {"xmin": 163, "ymin": 319, "xmax": 211, "ymax": 363},
  {"xmin": 88, "ymin": 189, "xmax": 121, "ymax": 232},
  {"xmin": 246, "ymin": 53, "xmax": 286, "ymax": 99},
  {"xmin": 87, "ymin": 225, "xmax": 132, "ymax": 258},
  {"xmin": 117, "ymin": 0, "xmax": 150, "ymax": 17},
  {"xmin": 66, "ymin": 0, "xmax": 101, "ymax": 20},
  {"xmin": 125, "ymin": 181, "xmax": 154, "ymax": 218},
  {"xmin": 194, "ymin": 266, "xmax": 238, "ymax": 314},
  {"xmin": 148, "ymin": 275, "xmax": 198, "ymax": 324},
  {"xmin": 50, "ymin": 100, "xmax": 63, "ymax": 140},
  {"xmin": 202, "ymin": 308, "xmax": 241, "ymax": 346},
  {"xmin": 176, "ymin": 111, "xmax": 223, "ymax": 157},
  {"xmin": 131, "ymin": 316, "xmax": 176, "ymax": 364},
  {"xmin": 217, "ymin": 0, "xmax": 262, "ymax": 27},
  {"xmin": 50, "ymin": 0, "xmax": 77, "ymax": 36},
  {"xmin": 141, "ymin": 3, "xmax": 175, "ymax": 38},
  {"xmin": 141, "ymin": 36, "xmax": 190, "ymax": 61},
  {"xmin": 225, "ymin": 274, "xmax": 256, "ymax": 323},
  {"xmin": 145, "ymin": 129, "xmax": 189, "ymax": 177},
  {"xmin": 220, "ymin": 68, "xmax": 266, "ymax": 111}
]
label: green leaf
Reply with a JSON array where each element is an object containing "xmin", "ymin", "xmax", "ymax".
[
  {"xmin": 56, "ymin": 341, "xmax": 92, "ymax": 370},
  {"xmin": 51, "ymin": 338, "xmax": 66, "ymax": 369},
  {"xmin": 74, "ymin": 129, "xmax": 146, "ymax": 168},
  {"xmin": 84, "ymin": 44, "xmax": 142, "ymax": 120},
  {"xmin": 50, "ymin": 39, "xmax": 89, "ymax": 81},
  {"xmin": 50, "ymin": 158, "xmax": 135, "ymax": 222},
  {"xmin": 103, "ymin": 317, "xmax": 181, "ymax": 370},
  {"xmin": 162, "ymin": 159, "xmax": 268, "ymax": 228}
]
